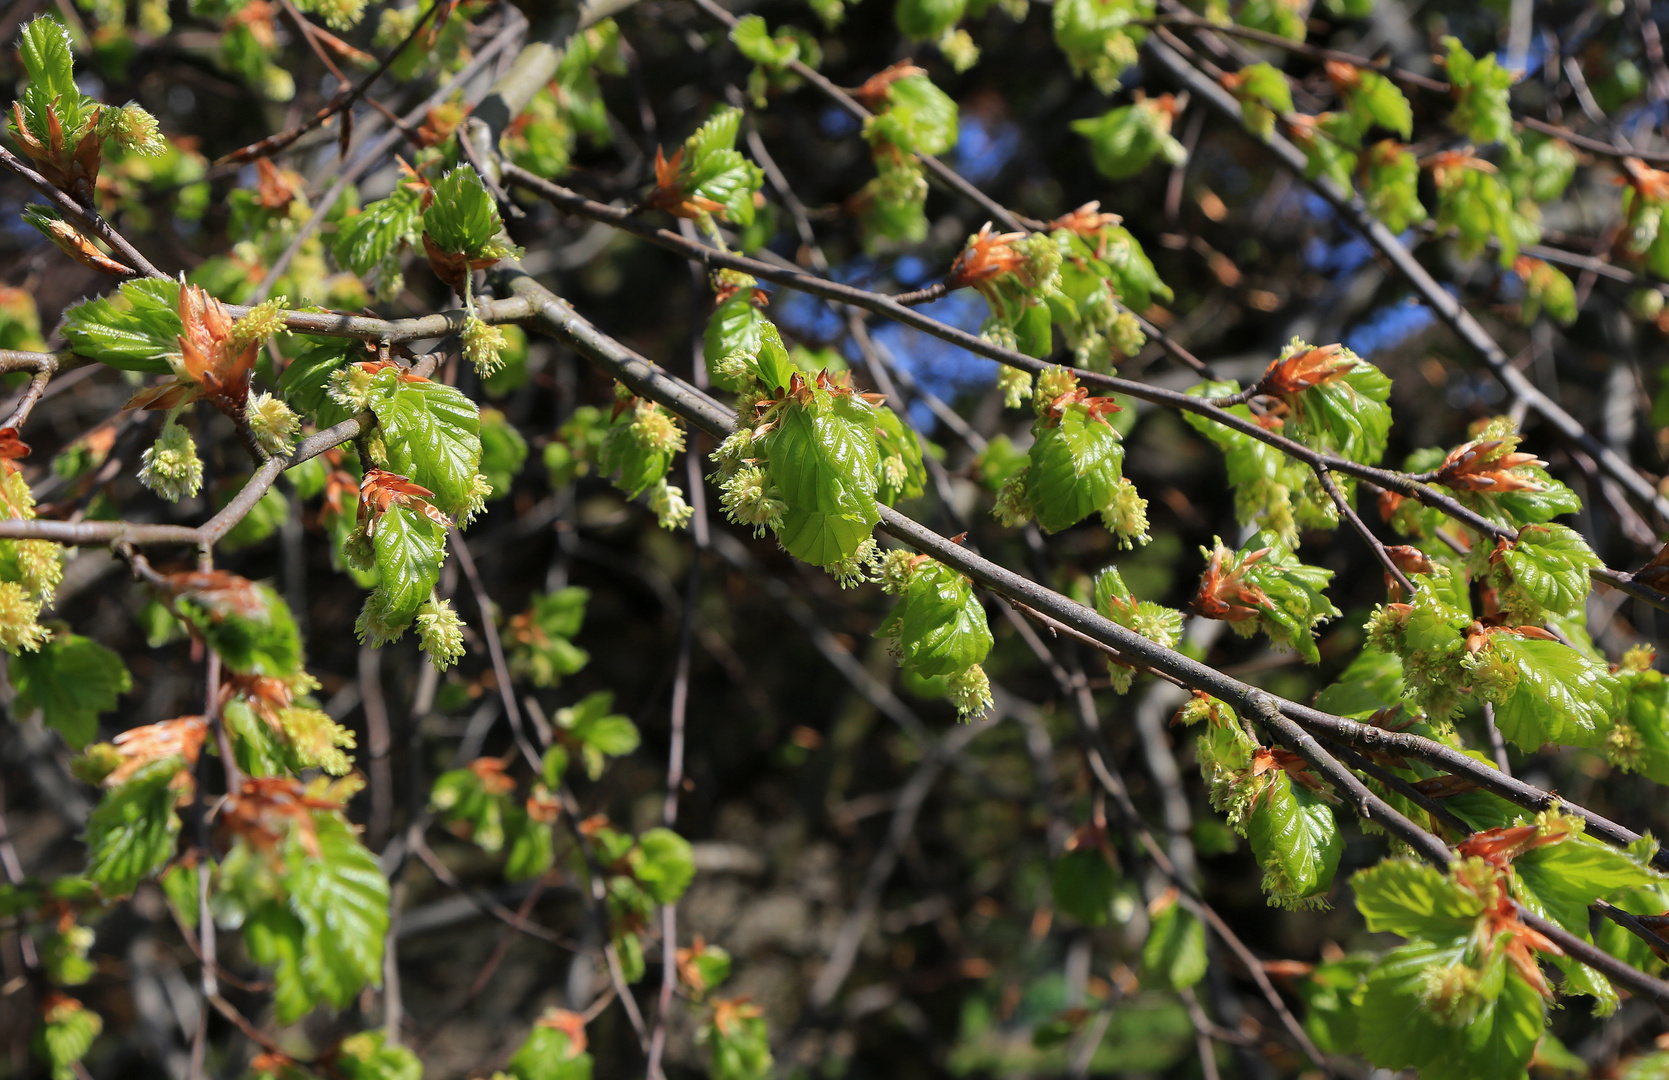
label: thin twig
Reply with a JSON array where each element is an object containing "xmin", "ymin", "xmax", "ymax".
[{"xmin": 217, "ymin": 0, "xmax": 445, "ymax": 165}]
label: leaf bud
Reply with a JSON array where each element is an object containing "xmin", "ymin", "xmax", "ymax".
[
  {"xmin": 247, "ymin": 392, "xmax": 301, "ymax": 456},
  {"xmin": 138, "ymin": 420, "xmax": 203, "ymax": 503},
  {"xmin": 415, "ymin": 598, "xmax": 467, "ymax": 670}
]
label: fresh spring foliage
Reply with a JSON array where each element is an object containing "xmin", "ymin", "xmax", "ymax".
[{"xmin": 13, "ymin": 0, "xmax": 1669, "ymax": 1077}]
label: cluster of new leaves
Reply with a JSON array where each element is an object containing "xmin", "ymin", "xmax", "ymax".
[
  {"xmin": 646, "ymin": 106, "xmax": 766, "ymax": 239},
  {"xmin": 1306, "ymin": 818, "xmax": 1663, "ymax": 1080},
  {"xmin": 431, "ymin": 755, "xmax": 562, "ymax": 883},
  {"xmin": 502, "ymin": 20, "xmax": 626, "ymax": 178},
  {"xmin": 1052, "ymin": 0, "xmax": 1152, "ymax": 94},
  {"xmin": 1185, "ymin": 695, "xmax": 1343, "ymax": 909},
  {"xmin": 1185, "ymin": 339, "xmax": 1391, "ymax": 542},
  {"xmin": 709, "ymin": 275, "xmax": 923, "ymax": 578},
  {"xmin": 1092, "ymin": 566, "xmax": 1182, "ymax": 693},
  {"xmin": 875, "ymin": 552, "xmax": 994, "ymax": 718},
  {"xmin": 990, "ymin": 369, "xmax": 1148, "ymax": 546},
  {"xmin": 730, "ymin": 15, "xmax": 822, "ymax": 107},
  {"xmin": 10, "ymin": 17, "xmax": 164, "ymax": 241},
  {"xmin": 851, "ymin": 63, "xmax": 957, "ymax": 247},
  {"xmin": 939, "ymin": 204, "xmax": 1168, "ymax": 371}
]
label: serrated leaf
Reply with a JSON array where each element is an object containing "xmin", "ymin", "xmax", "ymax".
[
  {"xmin": 866, "ymin": 73, "xmax": 958, "ymax": 157},
  {"xmin": 176, "ymin": 578, "xmax": 303, "ymax": 678},
  {"xmin": 1495, "ymin": 523, "xmax": 1598, "ymax": 620},
  {"xmin": 1284, "ymin": 355, "xmax": 1392, "ymax": 466},
  {"xmin": 1247, "ymin": 771, "xmax": 1340, "ymax": 904},
  {"xmin": 277, "ymin": 338, "xmax": 359, "ymax": 426},
  {"xmin": 1475, "ymin": 635, "xmax": 1619, "ymax": 749},
  {"xmin": 1024, "ymin": 405, "xmax": 1124, "ymax": 533},
  {"xmin": 84, "ymin": 769, "xmax": 179, "ymax": 896},
  {"xmin": 680, "ymin": 108, "xmax": 765, "ymax": 227},
  {"xmin": 1314, "ymin": 647, "xmax": 1404, "ymax": 717},
  {"xmin": 765, "ymin": 393, "xmax": 881, "ymax": 566},
  {"xmin": 704, "ymin": 294, "xmax": 796, "ymax": 393},
  {"xmin": 283, "ymin": 813, "xmax": 388, "ymax": 1012},
  {"xmin": 884, "ymin": 560, "xmax": 993, "ymax": 679},
  {"xmin": 10, "ymin": 634, "xmax": 131, "ymax": 749},
  {"xmin": 371, "ymin": 504, "xmax": 445, "ymax": 626},
  {"xmin": 1357, "ymin": 942, "xmax": 1543, "ymax": 1080},
  {"xmin": 334, "ymin": 185, "xmax": 422, "ymax": 276},
  {"xmin": 368, "ymin": 370, "xmax": 482, "ymax": 519},
  {"xmin": 59, "ymin": 278, "xmax": 183, "ymax": 374},
  {"xmin": 18, "ymin": 17, "xmax": 78, "ymax": 104},
  {"xmin": 1142, "ymin": 900, "xmax": 1206, "ymax": 989},
  {"xmin": 1352, "ymin": 857, "xmax": 1486, "ymax": 938}
]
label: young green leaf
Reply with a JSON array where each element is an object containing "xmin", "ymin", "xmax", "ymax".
[
  {"xmin": 508, "ymin": 1010, "xmax": 594, "ymax": 1080},
  {"xmin": 366, "ymin": 369, "xmax": 483, "ymax": 520},
  {"xmin": 1247, "ymin": 769, "xmax": 1341, "ymax": 907},
  {"xmin": 10, "ymin": 633, "xmax": 130, "ymax": 748},
  {"xmin": 1071, "ymin": 97, "xmax": 1185, "ymax": 180},
  {"xmin": 1053, "ymin": 0, "xmax": 1151, "ymax": 94},
  {"xmin": 1443, "ymin": 36, "xmax": 1518, "ymax": 149},
  {"xmin": 1464, "ymin": 630, "xmax": 1619, "ymax": 749},
  {"xmin": 508, "ymin": 588, "xmax": 591, "ymax": 688},
  {"xmin": 84, "ymin": 768, "xmax": 180, "ymax": 896},
  {"xmin": 1142, "ymin": 896, "xmax": 1206, "ymax": 989},
  {"xmin": 59, "ymin": 277, "xmax": 183, "ymax": 374}
]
